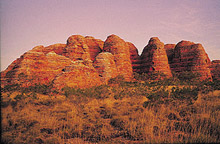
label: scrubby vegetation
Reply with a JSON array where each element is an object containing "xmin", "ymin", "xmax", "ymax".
[{"xmin": 1, "ymin": 73, "xmax": 220, "ymax": 143}]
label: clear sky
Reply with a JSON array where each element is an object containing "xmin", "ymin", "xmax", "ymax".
[{"xmin": 1, "ymin": 0, "xmax": 220, "ymax": 71}]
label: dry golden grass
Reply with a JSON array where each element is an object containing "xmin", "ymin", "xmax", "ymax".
[{"xmin": 1, "ymin": 80, "xmax": 220, "ymax": 143}]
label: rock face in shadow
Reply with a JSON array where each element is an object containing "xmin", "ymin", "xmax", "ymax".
[
  {"xmin": 103, "ymin": 34, "xmax": 133, "ymax": 80},
  {"xmin": 127, "ymin": 42, "xmax": 141, "ymax": 73},
  {"xmin": 93, "ymin": 52, "xmax": 118, "ymax": 83},
  {"xmin": 209, "ymin": 60, "xmax": 220, "ymax": 81},
  {"xmin": 140, "ymin": 37, "xmax": 172, "ymax": 78},
  {"xmin": 170, "ymin": 41, "xmax": 212, "ymax": 80},
  {"xmin": 53, "ymin": 61, "xmax": 102, "ymax": 90},
  {"xmin": 164, "ymin": 44, "xmax": 176, "ymax": 63}
]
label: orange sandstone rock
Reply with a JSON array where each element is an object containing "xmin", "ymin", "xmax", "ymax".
[
  {"xmin": 53, "ymin": 61, "xmax": 102, "ymax": 90},
  {"xmin": 93, "ymin": 52, "xmax": 118, "ymax": 83},
  {"xmin": 43, "ymin": 43, "xmax": 66, "ymax": 55},
  {"xmin": 1, "ymin": 34, "xmax": 218, "ymax": 89},
  {"xmin": 1, "ymin": 46, "xmax": 73, "ymax": 87},
  {"xmin": 127, "ymin": 42, "xmax": 141, "ymax": 73},
  {"xmin": 63, "ymin": 35, "xmax": 104, "ymax": 62},
  {"xmin": 164, "ymin": 44, "xmax": 176, "ymax": 63},
  {"xmin": 85, "ymin": 36, "xmax": 103, "ymax": 61},
  {"xmin": 103, "ymin": 34, "xmax": 133, "ymax": 80},
  {"xmin": 140, "ymin": 37, "xmax": 172, "ymax": 78},
  {"xmin": 170, "ymin": 41, "xmax": 212, "ymax": 80},
  {"xmin": 63, "ymin": 35, "xmax": 91, "ymax": 61},
  {"xmin": 209, "ymin": 60, "xmax": 220, "ymax": 81}
]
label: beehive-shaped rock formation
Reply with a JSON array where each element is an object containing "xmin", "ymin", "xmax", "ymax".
[
  {"xmin": 170, "ymin": 41, "xmax": 212, "ymax": 80},
  {"xmin": 140, "ymin": 37, "xmax": 172, "ymax": 78},
  {"xmin": 103, "ymin": 34, "xmax": 133, "ymax": 80},
  {"xmin": 93, "ymin": 52, "xmax": 118, "ymax": 83},
  {"xmin": 1, "ymin": 34, "xmax": 219, "ymax": 89},
  {"xmin": 63, "ymin": 35, "xmax": 91, "ymax": 61},
  {"xmin": 1, "ymin": 46, "xmax": 73, "ymax": 87}
]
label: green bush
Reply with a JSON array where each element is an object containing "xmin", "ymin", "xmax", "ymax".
[
  {"xmin": 177, "ymin": 71, "xmax": 201, "ymax": 84},
  {"xmin": 171, "ymin": 86, "xmax": 198, "ymax": 104},
  {"xmin": 133, "ymin": 72, "xmax": 149, "ymax": 81},
  {"xmin": 108, "ymin": 75, "xmax": 125, "ymax": 85},
  {"xmin": 2, "ymin": 84, "xmax": 21, "ymax": 92},
  {"xmin": 62, "ymin": 85, "xmax": 110, "ymax": 99}
]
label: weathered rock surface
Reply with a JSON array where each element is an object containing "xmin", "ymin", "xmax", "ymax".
[
  {"xmin": 127, "ymin": 42, "xmax": 141, "ymax": 73},
  {"xmin": 85, "ymin": 36, "xmax": 104, "ymax": 61},
  {"xmin": 63, "ymin": 35, "xmax": 91, "ymax": 61},
  {"xmin": 43, "ymin": 43, "xmax": 66, "ymax": 55},
  {"xmin": 93, "ymin": 52, "xmax": 118, "ymax": 83},
  {"xmin": 210, "ymin": 60, "xmax": 220, "ymax": 81},
  {"xmin": 170, "ymin": 41, "xmax": 212, "ymax": 80},
  {"xmin": 1, "ymin": 35, "xmax": 103, "ymax": 89},
  {"xmin": 1, "ymin": 46, "xmax": 73, "ymax": 87},
  {"xmin": 164, "ymin": 44, "xmax": 176, "ymax": 63},
  {"xmin": 53, "ymin": 61, "xmax": 102, "ymax": 90},
  {"xmin": 140, "ymin": 37, "xmax": 172, "ymax": 78},
  {"xmin": 1, "ymin": 34, "xmax": 219, "ymax": 89},
  {"xmin": 103, "ymin": 34, "xmax": 133, "ymax": 80}
]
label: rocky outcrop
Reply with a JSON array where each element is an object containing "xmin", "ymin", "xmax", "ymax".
[
  {"xmin": 127, "ymin": 42, "xmax": 141, "ymax": 73},
  {"xmin": 63, "ymin": 35, "xmax": 91, "ymax": 62},
  {"xmin": 1, "ymin": 35, "xmax": 103, "ymax": 89},
  {"xmin": 1, "ymin": 34, "xmax": 219, "ymax": 89},
  {"xmin": 53, "ymin": 61, "xmax": 102, "ymax": 90},
  {"xmin": 93, "ymin": 52, "xmax": 118, "ymax": 83},
  {"xmin": 43, "ymin": 43, "xmax": 66, "ymax": 55},
  {"xmin": 103, "ymin": 34, "xmax": 133, "ymax": 80},
  {"xmin": 140, "ymin": 37, "xmax": 172, "ymax": 78},
  {"xmin": 170, "ymin": 41, "xmax": 212, "ymax": 80},
  {"xmin": 85, "ymin": 36, "xmax": 104, "ymax": 61},
  {"xmin": 210, "ymin": 60, "xmax": 220, "ymax": 81},
  {"xmin": 164, "ymin": 44, "xmax": 175, "ymax": 63},
  {"xmin": 62, "ymin": 35, "xmax": 104, "ymax": 62},
  {"xmin": 1, "ymin": 46, "xmax": 73, "ymax": 87}
]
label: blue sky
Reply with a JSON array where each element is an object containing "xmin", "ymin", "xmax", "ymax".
[{"xmin": 1, "ymin": 0, "xmax": 220, "ymax": 70}]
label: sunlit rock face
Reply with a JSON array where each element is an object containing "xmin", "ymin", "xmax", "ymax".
[
  {"xmin": 103, "ymin": 34, "xmax": 133, "ymax": 81},
  {"xmin": 140, "ymin": 37, "xmax": 172, "ymax": 78},
  {"xmin": 209, "ymin": 60, "xmax": 220, "ymax": 81},
  {"xmin": 1, "ymin": 35, "xmax": 104, "ymax": 89},
  {"xmin": 63, "ymin": 35, "xmax": 92, "ymax": 61},
  {"xmin": 93, "ymin": 52, "xmax": 118, "ymax": 83},
  {"xmin": 170, "ymin": 40, "xmax": 212, "ymax": 81},
  {"xmin": 85, "ymin": 36, "xmax": 104, "ymax": 61},
  {"xmin": 127, "ymin": 42, "xmax": 141, "ymax": 73},
  {"xmin": 53, "ymin": 61, "xmax": 102, "ymax": 90},
  {"xmin": 1, "ymin": 34, "xmax": 219, "ymax": 89},
  {"xmin": 62, "ymin": 35, "xmax": 104, "ymax": 62},
  {"xmin": 1, "ymin": 46, "xmax": 73, "ymax": 87},
  {"xmin": 43, "ymin": 43, "xmax": 67, "ymax": 55}
]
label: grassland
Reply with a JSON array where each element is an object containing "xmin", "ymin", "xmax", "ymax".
[{"xmin": 1, "ymin": 74, "xmax": 220, "ymax": 143}]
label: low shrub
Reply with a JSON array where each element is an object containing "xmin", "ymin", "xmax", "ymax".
[
  {"xmin": 1, "ymin": 74, "xmax": 220, "ymax": 143},
  {"xmin": 108, "ymin": 75, "xmax": 125, "ymax": 85},
  {"xmin": 62, "ymin": 85, "xmax": 110, "ymax": 99}
]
